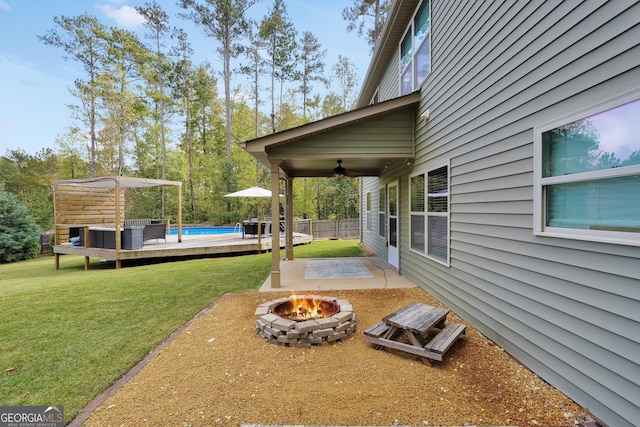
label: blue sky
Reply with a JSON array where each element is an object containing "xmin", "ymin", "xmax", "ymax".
[{"xmin": 0, "ymin": 0, "xmax": 371, "ymax": 156}]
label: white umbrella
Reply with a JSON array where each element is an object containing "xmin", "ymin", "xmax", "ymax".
[
  {"xmin": 224, "ymin": 186, "xmax": 282, "ymax": 198},
  {"xmin": 225, "ymin": 186, "xmax": 283, "ymax": 224}
]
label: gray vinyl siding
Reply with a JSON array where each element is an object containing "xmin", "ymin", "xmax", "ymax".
[
  {"xmin": 361, "ymin": 177, "xmax": 387, "ymax": 259},
  {"xmin": 367, "ymin": 1, "xmax": 640, "ymax": 426},
  {"xmin": 378, "ymin": 48, "xmax": 400, "ymax": 102},
  {"xmin": 268, "ymin": 109, "xmax": 414, "ymax": 159}
]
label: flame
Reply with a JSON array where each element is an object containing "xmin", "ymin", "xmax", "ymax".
[{"xmin": 287, "ymin": 295, "xmax": 323, "ymax": 320}]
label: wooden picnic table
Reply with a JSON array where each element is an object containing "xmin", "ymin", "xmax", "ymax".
[{"xmin": 364, "ymin": 302, "xmax": 466, "ymax": 365}]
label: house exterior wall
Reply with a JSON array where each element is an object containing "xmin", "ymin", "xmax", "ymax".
[
  {"xmin": 360, "ymin": 1, "xmax": 640, "ymax": 426},
  {"xmin": 378, "ymin": 49, "xmax": 401, "ymax": 102},
  {"xmin": 361, "ymin": 177, "xmax": 387, "ymax": 259}
]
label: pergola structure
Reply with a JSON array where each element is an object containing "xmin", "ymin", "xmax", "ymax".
[
  {"xmin": 242, "ymin": 92, "xmax": 420, "ymax": 288},
  {"xmin": 52, "ymin": 176, "xmax": 182, "ymax": 269}
]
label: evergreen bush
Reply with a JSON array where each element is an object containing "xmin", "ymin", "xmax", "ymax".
[{"xmin": 0, "ymin": 185, "xmax": 42, "ymax": 262}]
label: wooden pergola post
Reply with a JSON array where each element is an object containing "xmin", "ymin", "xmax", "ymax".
[
  {"xmin": 115, "ymin": 179, "xmax": 122, "ymax": 269},
  {"xmin": 84, "ymin": 226, "xmax": 90, "ymax": 271}
]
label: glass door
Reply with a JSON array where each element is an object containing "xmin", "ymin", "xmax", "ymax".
[{"xmin": 388, "ymin": 182, "xmax": 399, "ymax": 269}]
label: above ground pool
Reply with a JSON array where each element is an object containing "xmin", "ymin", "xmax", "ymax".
[{"xmin": 168, "ymin": 226, "xmax": 237, "ymax": 236}]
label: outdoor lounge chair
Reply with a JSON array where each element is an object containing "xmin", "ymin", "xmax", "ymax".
[
  {"xmin": 125, "ymin": 219, "xmax": 167, "ymax": 243},
  {"xmin": 143, "ymin": 221, "xmax": 166, "ymax": 243},
  {"xmin": 242, "ymin": 219, "xmax": 265, "ymax": 239}
]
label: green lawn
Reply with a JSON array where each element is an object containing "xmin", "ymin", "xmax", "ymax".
[{"xmin": 0, "ymin": 239, "xmax": 364, "ymax": 423}]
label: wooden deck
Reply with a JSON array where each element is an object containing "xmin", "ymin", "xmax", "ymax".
[{"xmin": 54, "ymin": 232, "xmax": 313, "ymax": 270}]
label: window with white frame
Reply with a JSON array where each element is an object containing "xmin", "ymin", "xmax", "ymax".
[
  {"xmin": 410, "ymin": 165, "xmax": 449, "ymax": 263},
  {"xmin": 410, "ymin": 174, "xmax": 425, "ymax": 252},
  {"xmin": 366, "ymin": 191, "xmax": 372, "ymax": 232},
  {"xmin": 534, "ymin": 93, "xmax": 640, "ymax": 246},
  {"xmin": 379, "ymin": 187, "xmax": 386, "ymax": 238},
  {"xmin": 400, "ymin": 0, "xmax": 431, "ymax": 95}
]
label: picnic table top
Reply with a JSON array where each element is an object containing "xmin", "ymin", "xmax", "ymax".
[{"xmin": 382, "ymin": 302, "xmax": 448, "ymax": 335}]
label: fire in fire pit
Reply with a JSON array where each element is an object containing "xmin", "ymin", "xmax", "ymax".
[
  {"xmin": 273, "ymin": 295, "xmax": 340, "ymax": 321},
  {"xmin": 255, "ymin": 295, "xmax": 357, "ymax": 347}
]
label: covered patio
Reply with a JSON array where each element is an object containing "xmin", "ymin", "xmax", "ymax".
[{"xmin": 242, "ymin": 92, "xmax": 420, "ymax": 288}]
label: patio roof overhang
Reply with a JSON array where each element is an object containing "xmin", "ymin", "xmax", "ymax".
[{"xmin": 241, "ymin": 91, "xmax": 421, "ymax": 178}]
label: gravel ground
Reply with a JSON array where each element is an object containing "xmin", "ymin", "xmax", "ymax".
[{"xmin": 84, "ymin": 288, "xmax": 584, "ymax": 427}]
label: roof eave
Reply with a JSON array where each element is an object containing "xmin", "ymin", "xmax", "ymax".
[
  {"xmin": 356, "ymin": 0, "xmax": 421, "ymax": 108},
  {"xmin": 242, "ymin": 91, "xmax": 421, "ymax": 172}
]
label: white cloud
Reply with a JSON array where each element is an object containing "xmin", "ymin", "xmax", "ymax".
[
  {"xmin": 97, "ymin": 3, "xmax": 146, "ymax": 30},
  {"xmin": 0, "ymin": 0, "xmax": 11, "ymax": 12}
]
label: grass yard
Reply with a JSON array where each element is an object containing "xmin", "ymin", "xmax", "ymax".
[{"xmin": 0, "ymin": 239, "xmax": 365, "ymax": 423}]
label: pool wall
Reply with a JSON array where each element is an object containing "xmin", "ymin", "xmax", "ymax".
[{"xmin": 168, "ymin": 226, "xmax": 237, "ymax": 236}]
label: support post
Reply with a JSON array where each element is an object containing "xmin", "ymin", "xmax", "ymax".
[
  {"xmin": 270, "ymin": 161, "xmax": 281, "ymax": 288},
  {"xmin": 114, "ymin": 180, "xmax": 121, "ymax": 269},
  {"xmin": 257, "ymin": 221, "xmax": 262, "ymax": 245},
  {"xmin": 83, "ymin": 225, "xmax": 90, "ymax": 271},
  {"xmin": 177, "ymin": 185, "xmax": 182, "ymax": 243},
  {"xmin": 286, "ymin": 178, "xmax": 294, "ymax": 261}
]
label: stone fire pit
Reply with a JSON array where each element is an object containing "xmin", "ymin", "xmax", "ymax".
[{"xmin": 254, "ymin": 295, "xmax": 357, "ymax": 348}]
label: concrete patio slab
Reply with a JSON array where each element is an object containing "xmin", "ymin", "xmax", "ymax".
[{"xmin": 259, "ymin": 256, "xmax": 417, "ymax": 292}]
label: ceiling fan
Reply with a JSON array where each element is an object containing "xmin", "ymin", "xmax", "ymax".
[
  {"xmin": 334, "ymin": 159, "xmax": 347, "ymax": 176},
  {"xmin": 313, "ymin": 159, "xmax": 367, "ymax": 177},
  {"xmin": 326, "ymin": 159, "xmax": 364, "ymax": 177}
]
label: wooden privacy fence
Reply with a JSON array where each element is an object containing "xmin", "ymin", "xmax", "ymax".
[
  {"xmin": 295, "ymin": 219, "xmax": 359, "ymax": 239},
  {"xmin": 53, "ymin": 182, "xmax": 125, "ymax": 245}
]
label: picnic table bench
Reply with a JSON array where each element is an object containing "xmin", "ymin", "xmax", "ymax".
[{"xmin": 364, "ymin": 302, "xmax": 466, "ymax": 365}]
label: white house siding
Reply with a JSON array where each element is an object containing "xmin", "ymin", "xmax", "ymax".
[{"xmin": 360, "ymin": 1, "xmax": 640, "ymax": 426}]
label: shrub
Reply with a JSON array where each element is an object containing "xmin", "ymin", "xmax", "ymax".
[{"xmin": 0, "ymin": 185, "xmax": 42, "ymax": 262}]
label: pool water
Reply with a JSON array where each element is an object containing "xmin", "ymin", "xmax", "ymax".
[{"xmin": 168, "ymin": 226, "xmax": 237, "ymax": 236}]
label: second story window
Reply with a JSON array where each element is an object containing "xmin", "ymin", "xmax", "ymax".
[{"xmin": 400, "ymin": 0, "xmax": 431, "ymax": 95}]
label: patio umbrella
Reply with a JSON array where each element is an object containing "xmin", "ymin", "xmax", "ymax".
[
  {"xmin": 224, "ymin": 186, "xmax": 283, "ymax": 219},
  {"xmin": 224, "ymin": 186, "xmax": 275, "ymax": 198}
]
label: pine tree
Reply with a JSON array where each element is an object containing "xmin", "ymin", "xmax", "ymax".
[
  {"xmin": 342, "ymin": 0, "xmax": 391, "ymax": 48},
  {"xmin": 39, "ymin": 14, "xmax": 108, "ymax": 177},
  {"xmin": 332, "ymin": 55, "xmax": 359, "ymax": 111},
  {"xmin": 178, "ymin": 0, "xmax": 258, "ymax": 162},
  {"xmin": 0, "ymin": 184, "xmax": 42, "ymax": 262},
  {"xmin": 137, "ymin": 1, "xmax": 171, "ymax": 218},
  {"xmin": 259, "ymin": 0, "xmax": 297, "ymax": 132},
  {"xmin": 298, "ymin": 31, "xmax": 327, "ymax": 120}
]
